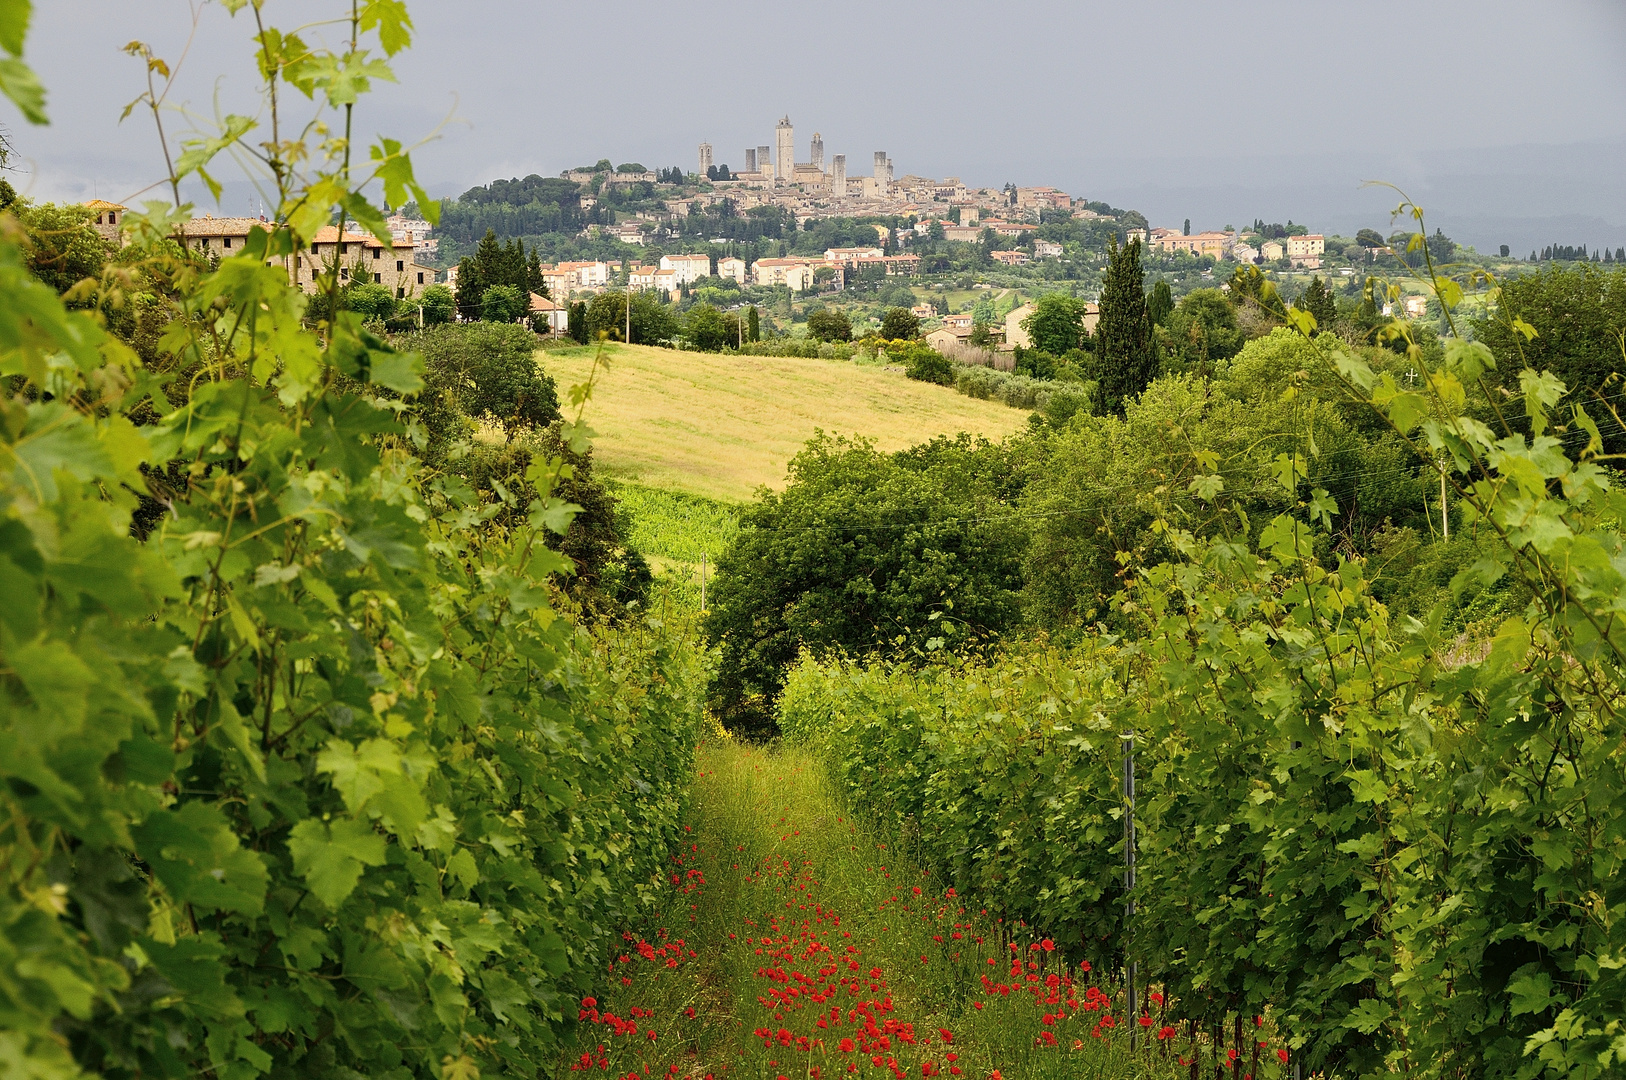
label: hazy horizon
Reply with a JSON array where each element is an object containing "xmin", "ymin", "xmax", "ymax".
[{"xmin": 8, "ymin": 1, "xmax": 1624, "ymax": 255}]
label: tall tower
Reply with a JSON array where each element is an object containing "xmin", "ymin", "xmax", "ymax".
[
  {"xmin": 744, "ymin": 147, "xmax": 757, "ymax": 173},
  {"xmin": 810, "ymin": 132, "xmax": 824, "ymax": 172},
  {"xmin": 873, "ymin": 151, "xmax": 889, "ymax": 198},
  {"xmin": 757, "ymin": 145, "xmax": 771, "ymax": 177},
  {"xmin": 832, "ymin": 154, "xmax": 846, "ymax": 198},
  {"xmin": 698, "ymin": 143, "xmax": 713, "ymax": 176},
  {"xmin": 775, "ymin": 116, "xmax": 794, "ymax": 182}
]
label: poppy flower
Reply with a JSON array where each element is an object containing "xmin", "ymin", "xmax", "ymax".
[{"xmin": 1277, "ymin": 1050, "xmax": 1289, "ymax": 1064}]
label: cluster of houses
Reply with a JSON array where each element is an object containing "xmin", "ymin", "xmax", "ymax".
[
  {"xmin": 505, "ymin": 247, "xmax": 924, "ymax": 302},
  {"xmin": 1149, "ymin": 227, "xmax": 1326, "ymax": 269},
  {"xmin": 84, "ymin": 201, "xmax": 441, "ymax": 299}
]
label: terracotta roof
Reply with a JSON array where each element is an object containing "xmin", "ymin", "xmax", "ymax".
[
  {"xmin": 529, "ymin": 293, "xmax": 561, "ymax": 312},
  {"xmin": 83, "ymin": 199, "xmax": 127, "ymax": 211}
]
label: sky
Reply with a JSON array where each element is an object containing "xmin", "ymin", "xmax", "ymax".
[{"xmin": 7, "ymin": 0, "xmax": 1626, "ymax": 255}]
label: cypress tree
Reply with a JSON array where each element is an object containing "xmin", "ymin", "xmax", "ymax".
[
  {"xmin": 1147, "ymin": 279, "xmax": 1174, "ymax": 326},
  {"xmin": 455, "ymin": 228, "xmax": 506, "ymax": 319},
  {"xmin": 1299, "ymin": 275, "xmax": 1337, "ymax": 333},
  {"xmin": 1096, "ymin": 237, "xmax": 1155, "ymax": 414},
  {"xmin": 747, "ymin": 305, "xmax": 760, "ymax": 342}
]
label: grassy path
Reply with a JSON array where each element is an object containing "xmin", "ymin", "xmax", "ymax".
[{"xmin": 558, "ymin": 743, "xmax": 1197, "ymax": 1080}]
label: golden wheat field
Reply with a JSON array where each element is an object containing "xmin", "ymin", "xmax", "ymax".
[{"xmin": 537, "ymin": 343, "xmax": 1028, "ymax": 502}]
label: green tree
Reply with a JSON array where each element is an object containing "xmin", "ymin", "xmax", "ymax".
[
  {"xmin": 406, "ymin": 322, "xmax": 558, "ymax": 445},
  {"xmin": 684, "ymin": 303, "xmax": 728, "ymax": 351},
  {"xmin": 17, "ymin": 201, "xmax": 110, "ymax": 294},
  {"xmin": 807, "ymin": 308, "xmax": 853, "ymax": 342},
  {"xmin": 346, "ymin": 280, "xmax": 396, "ymax": 321},
  {"xmin": 1147, "ymin": 279, "xmax": 1174, "ymax": 326},
  {"xmin": 1157, "ymin": 288, "xmax": 1245, "ymax": 371},
  {"xmin": 1297, "ymin": 275, "xmax": 1337, "ymax": 333},
  {"xmin": 418, "ymin": 282, "xmax": 455, "ymax": 325},
  {"xmin": 1094, "ymin": 237, "xmax": 1155, "ymax": 413},
  {"xmin": 703, "ymin": 434, "xmax": 1026, "ymax": 735},
  {"xmin": 1355, "ymin": 227, "xmax": 1384, "ymax": 248},
  {"xmin": 1022, "ymin": 294, "xmax": 1090, "ymax": 354},
  {"xmin": 1471, "ymin": 263, "xmax": 1626, "ymax": 448},
  {"xmin": 880, "ymin": 306, "xmax": 921, "ymax": 340},
  {"xmin": 747, "ymin": 304, "xmax": 760, "ymax": 342},
  {"xmin": 584, "ymin": 290, "xmax": 678, "ymax": 344},
  {"xmin": 481, "ymin": 283, "xmax": 526, "ymax": 322},
  {"xmin": 454, "ymin": 227, "xmax": 501, "ymax": 318}
]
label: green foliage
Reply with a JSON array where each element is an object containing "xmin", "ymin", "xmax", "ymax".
[
  {"xmin": 1156, "ymin": 287, "xmax": 1245, "ymax": 372},
  {"xmin": 683, "ymin": 303, "xmax": 728, "ymax": 351},
  {"xmin": 1297, "ymin": 274, "xmax": 1338, "ymax": 333},
  {"xmin": 16, "ymin": 200, "xmax": 110, "ymax": 294},
  {"xmin": 456, "ymin": 228, "xmax": 542, "ymax": 320},
  {"xmin": 346, "ymin": 279, "xmax": 396, "ymax": 320},
  {"xmin": 582, "ymin": 291, "xmax": 678, "ymax": 345},
  {"xmin": 703, "ymin": 434, "xmax": 1027, "ymax": 736},
  {"xmin": 418, "ymin": 282, "xmax": 455, "ymax": 325},
  {"xmin": 1094, "ymin": 238, "xmax": 1155, "ymax": 413},
  {"xmin": 0, "ymin": 14, "xmax": 703, "ymax": 1080},
  {"xmin": 781, "ymin": 199, "xmax": 1626, "ymax": 1080},
  {"xmin": 1470, "ymin": 262, "xmax": 1626, "ymax": 446},
  {"xmin": 1147, "ymin": 279, "xmax": 1174, "ymax": 326},
  {"xmin": 746, "ymin": 304, "xmax": 760, "ymax": 342},
  {"xmin": 1022, "ymin": 293, "xmax": 1092, "ymax": 355},
  {"xmin": 902, "ymin": 343, "xmax": 955, "ymax": 385},
  {"xmin": 880, "ymin": 306, "xmax": 921, "ymax": 340},
  {"xmin": 806, "ymin": 308, "xmax": 853, "ymax": 343},
  {"xmin": 481, "ymin": 281, "xmax": 526, "ymax": 322},
  {"xmin": 403, "ymin": 321, "xmax": 558, "ymax": 446}
]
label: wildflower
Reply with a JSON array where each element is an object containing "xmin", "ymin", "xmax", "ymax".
[
  {"xmin": 1040, "ymin": 939, "xmax": 1055, "ymax": 952},
  {"xmin": 1138, "ymin": 1015, "xmax": 1153, "ymax": 1028},
  {"xmin": 1157, "ymin": 1026, "xmax": 1177, "ymax": 1041},
  {"xmin": 938, "ymin": 1029, "xmax": 954, "ymax": 1044},
  {"xmin": 840, "ymin": 1039, "xmax": 856, "ymax": 1053},
  {"xmin": 1277, "ymin": 1050, "xmax": 1289, "ymax": 1064}
]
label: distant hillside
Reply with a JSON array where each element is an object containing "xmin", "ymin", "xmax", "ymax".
[{"xmin": 539, "ymin": 344, "xmax": 1029, "ymax": 502}]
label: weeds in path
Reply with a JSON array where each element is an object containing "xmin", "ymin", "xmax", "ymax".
[{"xmin": 559, "ymin": 744, "xmax": 1290, "ymax": 1080}]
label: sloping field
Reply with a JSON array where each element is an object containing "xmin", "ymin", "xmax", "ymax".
[{"xmin": 540, "ymin": 343, "xmax": 1028, "ymax": 502}]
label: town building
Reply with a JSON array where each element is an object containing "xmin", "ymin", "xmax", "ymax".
[
  {"xmin": 717, "ymin": 256, "xmax": 749, "ymax": 284},
  {"xmin": 1035, "ymin": 239, "xmax": 1064, "ymax": 258},
  {"xmin": 1287, "ymin": 234, "xmax": 1325, "ymax": 269},
  {"xmin": 529, "ymin": 293, "xmax": 568, "ymax": 334},
  {"xmin": 1151, "ymin": 230, "xmax": 1233, "ymax": 259},
  {"xmin": 660, "ymin": 253, "xmax": 712, "ymax": 285},
  {"xmin": 629, "ymin": 265, "xmax": 659, "ymax": 291},
  {"xmin": 698, "ymin": 142, "xmax": 713, "ymax": 176},
  {"xmin": 810, "ymin": 132, "xmax": 823, "ymax": 172},
  {"xmin": 926, "ymin": 326, "xmax": 971, "ymax": 352},
  {"xmin": 911, "ymin": 303, "xmax": 936, "ymax": 320},
  {"xmin": 991, "ymin": 250, "xmax": 1030, "ymax": 266},
  {"xmin": 776, "ymin": 117, "xmax": 795, "ymax": 183},
  {"xmin": 942, "ymin": 225, "xmax": 983, "ymax": 243},
  {"xmin": 832, "ymin": 154, "xmax": 847, "ymax": 198},
  {"xmin": 85, "ymin": 200, "xmax": 127, "ymax": 243},
  {"xmin": 941, "ymin": 312, "xmax": 974, "ymax": 331},
  {"xmin": 1260, "ymin": 240, "xmax": 1285, "ymax": 262}
]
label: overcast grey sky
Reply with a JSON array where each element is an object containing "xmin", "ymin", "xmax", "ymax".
[{"xmin": 8, "ymin": 1, "xmax": 1625, "ymax": 253}]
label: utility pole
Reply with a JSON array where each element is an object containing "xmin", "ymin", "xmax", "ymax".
[
  {"xmin": 1123, "ymin": 731, "xmax": 1138, "ymax": 1050},
  {"xmin": 626, "ymin": 258, "xmax": 633, "ymax": 345}
]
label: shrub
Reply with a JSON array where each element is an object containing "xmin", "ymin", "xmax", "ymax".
[{"xmin": 807, "ymin": 308, "xmax": 853, "ymax": 342}]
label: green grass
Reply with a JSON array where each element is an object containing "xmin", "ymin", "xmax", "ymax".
[
  {"xmin": 542, "ymin": 344, "xmax": 1028, "ymax": 503},
  {"xmin": 555, "ymin": 743, "xmax": 1212, "ymax": 1080}
]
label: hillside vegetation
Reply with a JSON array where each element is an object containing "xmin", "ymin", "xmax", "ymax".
[{"xmin": 541, "ymin": 343, "xmax": 1029, "ymax": 501}]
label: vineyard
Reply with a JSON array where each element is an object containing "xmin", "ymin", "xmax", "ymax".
[{"xmin": 1, "ymin": 5, "xmax": 1624, "ymax": 1080}]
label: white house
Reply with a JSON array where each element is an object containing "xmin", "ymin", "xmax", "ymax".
[
  {"xmin": 717, "ymin": 256, "xmax": 749, "ymax": 285},
  {"xmin": 660, "ymin": 253, "xmax": 712, "ymax": 285},
  {"xmin": 529, "ymin": 293, "xmax": 568, "ymax": 334}
]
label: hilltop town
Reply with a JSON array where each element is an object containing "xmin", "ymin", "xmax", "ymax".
[{"xmin": 71, "ymin": 111, "xmax": 1553, "ymax": 348}]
